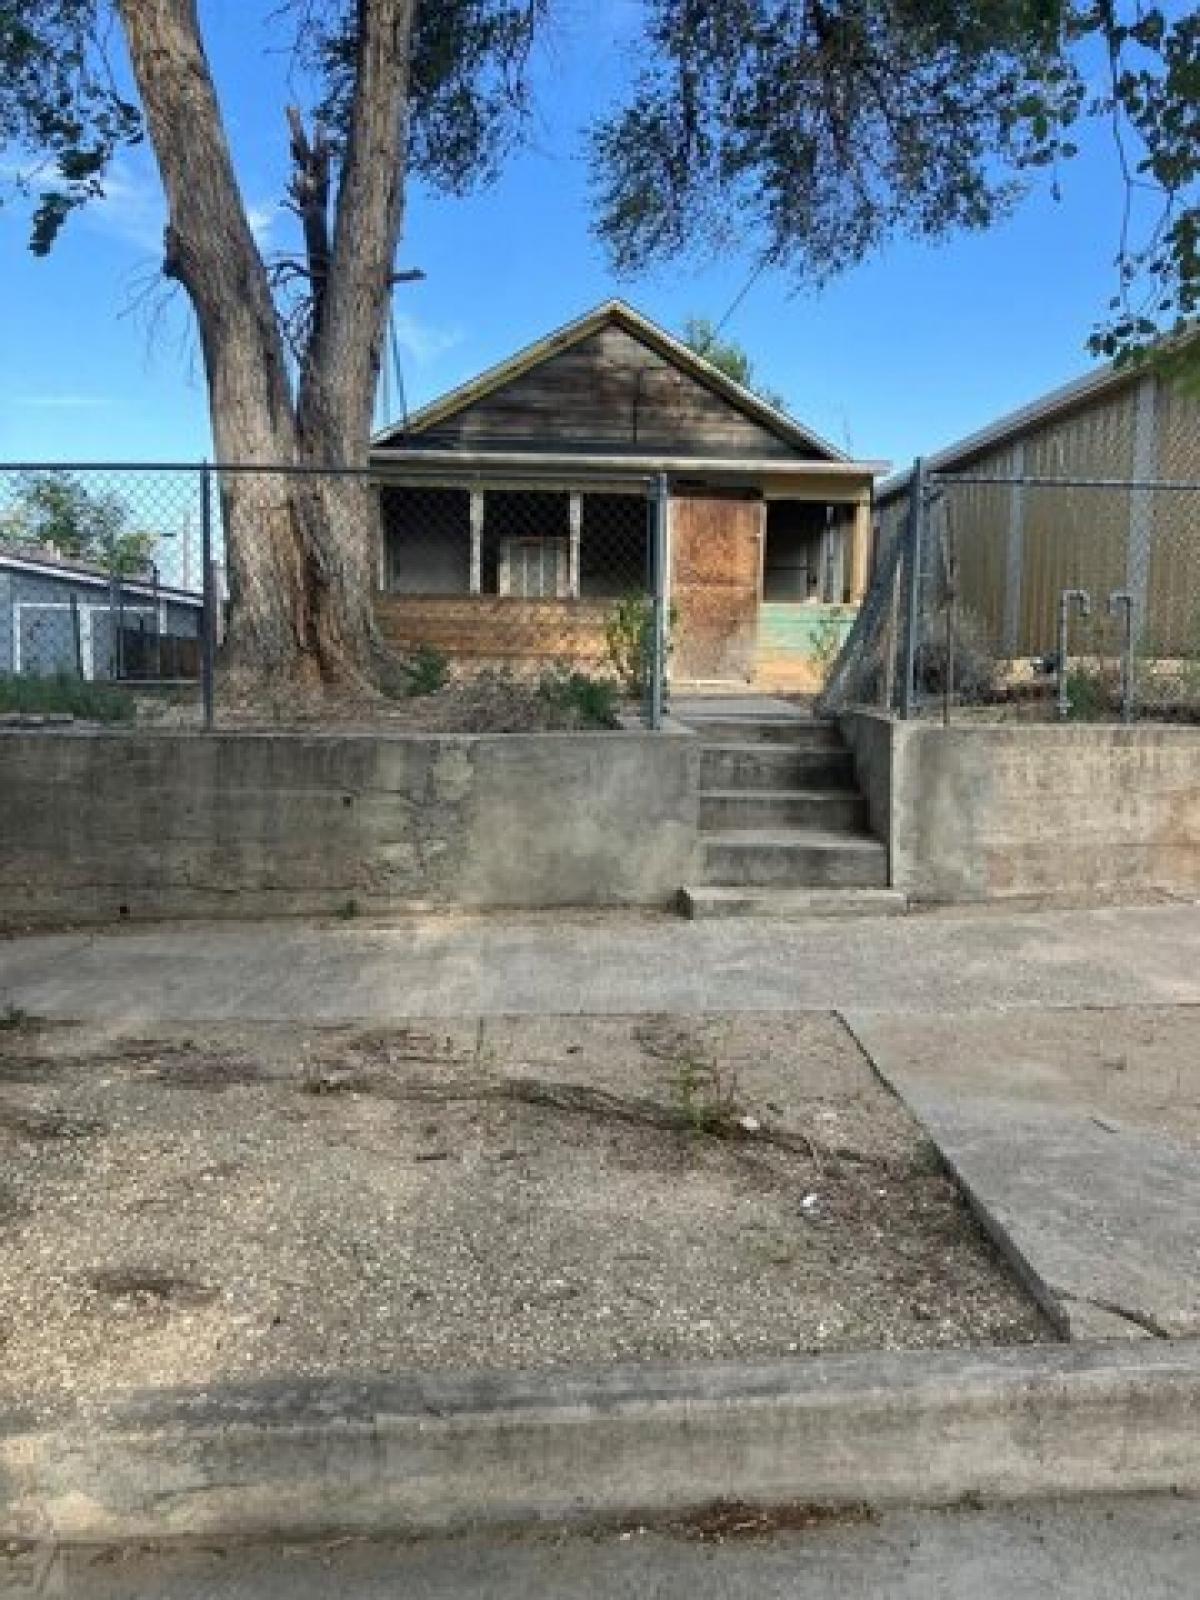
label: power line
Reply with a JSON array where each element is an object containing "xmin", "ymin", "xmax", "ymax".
[{"xmin": 696, "ymin": 257, "xmax": 772, "ymax": 354}]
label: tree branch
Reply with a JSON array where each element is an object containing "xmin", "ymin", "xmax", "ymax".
[
  {"xmin": 286, "ymin": 104, "xmax": 333, "ymax": 340},
  {"xmin": 299, "ymin": 0, "xmax": 418, "ymax": 462},
  {"xmin": 115, "ymin": 0, "xmax": 295, "ymax": 460}
]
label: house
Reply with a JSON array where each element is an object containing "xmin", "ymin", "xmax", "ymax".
[
  {"xmin": 0, "ymin": 544, "xmax": 203, "ymax": 681},
  {"xmin": 873, "ymin": 345, "xmax": 1200, "ymax": 660},
  {"xmin": 370, "ymin": 301, "xmax": 885, "ymax": 689}
]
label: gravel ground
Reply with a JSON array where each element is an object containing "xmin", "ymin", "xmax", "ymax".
[{"xmin": 0, "ymin": 1012, "xmax": 1048, "ymax": 1421}]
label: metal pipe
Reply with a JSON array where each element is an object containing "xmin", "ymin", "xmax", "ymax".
[
  {"xmin": 200, "ymin": 464, "xmax": 216, "ymax": 731},
  {"xmin": 1056, "ymin": 588, "xmax": 1092, "ymax": 720},
  {"xmin": 899, "ymin": 457, "xmax": 926, "ymax": 720},
  {"xmin": 1108, "ymin": 590, "xmax": 1135, "ymax": 722},
  {"xmin": 647, "ymin": 473, "xmax": 669, "ymax": 730}
]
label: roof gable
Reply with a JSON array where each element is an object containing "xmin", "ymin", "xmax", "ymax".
[{"xmin": 374, "ymin": 301, "xmax": 845, "ymax": 463}]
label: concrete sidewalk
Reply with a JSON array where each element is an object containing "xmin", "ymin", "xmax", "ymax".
[
  {"xmin": 848, "ymin": 1007, "xmax": 1200, "ymax": 1342},
  {"xmin": 3, "ymin": 902, "xmax": 1200, "ymax": 1023}
]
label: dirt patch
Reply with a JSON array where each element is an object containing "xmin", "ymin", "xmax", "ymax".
[
  {"xmin": 131, "ymin": 670, "xmax": 629, "ymax": 735},
  {"xmin": 0, "ymin": 1014, "xmax": 1049, "ymax": 1420}
]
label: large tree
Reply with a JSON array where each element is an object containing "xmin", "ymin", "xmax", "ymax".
[
  {"xmin": 2, "ymin": 1, "xmax": 546, "ymax": 691},
  {"xmin": 1, "ymin": 2, "xmax": 1194, "ymax": 689}
]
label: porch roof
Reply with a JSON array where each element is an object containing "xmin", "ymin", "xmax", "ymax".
[{"xmin": 370, "ymin": 449, "xmax": 886, "ymax": 502}]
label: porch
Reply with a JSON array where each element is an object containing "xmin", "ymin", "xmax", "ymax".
[{"xmin": 372, "ymin": 468, "xmax": 875, "ymax": 686}]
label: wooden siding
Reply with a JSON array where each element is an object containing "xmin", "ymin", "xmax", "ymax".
[
  {"xmin": 376, "ymin": 594, "xmax": 610, "ymax": 669},
  {"xmin": 407, "ymin": 324, "xmax": 810, "ymax": 460}
]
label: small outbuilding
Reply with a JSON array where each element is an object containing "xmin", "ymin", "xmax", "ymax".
[
  {"xmin": 371, "ymin": 301, "xmax": 884, "ymax": 689},
  {"xmin": 0, "ymin": 545, "xmax": 202, "ymax": 681}
]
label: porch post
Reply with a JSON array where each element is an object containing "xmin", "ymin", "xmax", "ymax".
[
  {"xmin": 568, "ymin": 492, "xmax": 582, "ymax": 599},
  {"xmin": 848, "ymin": 499, "xmax": 872, "ymax": 604},
  {"xmin": 469, "ymin": 491, "xmax": 484, "ymax": 595}
]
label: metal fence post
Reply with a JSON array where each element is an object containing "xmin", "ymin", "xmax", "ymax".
[
  {"xmin": 899, "ymin": 457, "xmax": 926, "ymax": 720},
  {"xmin": 200, "ymin": 462, "xmax": 216, "ymax": 730},
  {"xmin": 647, "ymin": 472, "xmax": 669, "ymax": 730}
]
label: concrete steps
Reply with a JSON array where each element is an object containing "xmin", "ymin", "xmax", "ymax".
[
  {"xmin": 680, "ymin": 886, "xmax": 908, "ymax": 920},
  {"xmin": 698, "ymin": 788, "xmax": 868, "ymax": 832},
  {"xmin": 702, "ymin": 829, "xmax": 889, "ymax": 889},
  {"xmin": 700, "ymin": 744, "xmax": 856, "ymax": 793},
  {"xmin": 681, "ymin": 717, "xmax": 845, "ymax": 748},
  {"xmin": 678, "ymin": 706, "xmax": 901, "ymax": 920}
]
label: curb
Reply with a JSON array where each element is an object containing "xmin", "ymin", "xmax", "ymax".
[{"xmin": 4, "ymin": 1339, "xmax": 1200, "ymax": 1543}]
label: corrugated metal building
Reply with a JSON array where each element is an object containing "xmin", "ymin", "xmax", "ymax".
[{"xmin": 875, "ymin": 352, "xmax": 1200, "ymax": 659}]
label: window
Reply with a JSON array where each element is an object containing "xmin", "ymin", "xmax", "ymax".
[{"xmin": 499, "ymin": 538, "xmax": 570, "ymax": 598}]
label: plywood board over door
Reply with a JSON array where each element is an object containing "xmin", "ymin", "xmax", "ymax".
[{"xmin": 671, "ymin": 495, "xmax": 764, "ymax": 682}]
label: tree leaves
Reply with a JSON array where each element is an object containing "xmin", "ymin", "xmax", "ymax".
[
  {"xmin": 1, "ymin": 473, "xmax": 154, "ymax": 574},
  {"xmin": 0, "ymin": 1, "xmax": 143, "ymax": 254},
  {"xmin": 591, "ymin": 0, "xmax": 1197, "ymax": 369}
]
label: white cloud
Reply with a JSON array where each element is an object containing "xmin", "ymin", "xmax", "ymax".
[
  {"xmin": 245, "ymin": 202, "xmax": 279, "ymax": 249},
  {"xmin": 85, "ymin": 159, "xmax": 277, "ymax": 254},
  {"xmin": 87, "ymin": 161, "xmax": 166, "ymax": 253},
  {"xmin": 390, "ymin": 311, "xmax": 464, "ymax": 367}
]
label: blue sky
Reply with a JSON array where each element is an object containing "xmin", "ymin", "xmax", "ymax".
[{"xmin": 0, "ymin": 1, "xmax": 1145, "ymax": 471}]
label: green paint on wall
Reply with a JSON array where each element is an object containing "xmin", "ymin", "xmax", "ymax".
[{"xmin": 758, "ymin": 603, "xmax": 856, "ymax": 657}]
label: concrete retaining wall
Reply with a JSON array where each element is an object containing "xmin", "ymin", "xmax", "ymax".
[
  {"xmin": 843, "ymin": 711, "xmax": 1200, "ymax": 902},
  {"xmin": 0, "ymin": 729, "xmax": 700, "ymax": 926}
]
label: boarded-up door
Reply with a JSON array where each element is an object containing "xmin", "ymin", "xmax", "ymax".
[{"xmin": 670, "ymin": 496, "xmax": 764, "ymax": 682}]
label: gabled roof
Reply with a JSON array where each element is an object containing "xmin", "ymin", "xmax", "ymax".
[
  {"xmin": 372, "ymin": 299, "xmax": 848, "ymax": 463},
  {"xmin": 876, "ymin": 328, "xmax": 1199, "ymax": 502}
]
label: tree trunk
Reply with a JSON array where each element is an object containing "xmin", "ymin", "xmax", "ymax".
[{"xmin": 116, "ymin": 0, "xmax": 417, "ymax": 693}]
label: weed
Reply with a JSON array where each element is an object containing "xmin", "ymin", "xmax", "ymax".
[
  {"xmin": 670, "ymin": 1054, "xmax": 743, "ymax": 1138},
  {"xmin": 913, "ymin": 603, "xmax": 997, "ymax": 703},
  {"xmin": 335, "ymin": 898, "xmax": 360, "ymax": 921},
  {"xmin": 808, "ymin": 609, "xmax": 852, "ymax": 689},
  {"xmin": 538, "ymin": 667, "xmax": 619, "ymax": 727},
  {"xmin": 1065, "ymin": 664, "xmax": 1116, "ymax": 720},
  {"xmin": 402, "ymin": 645, "xmax": 450, "ymax": 698},
  {"xmin": 0, "ymin": 1004, "xmax": 34, "ymax": 1032},
  {"xmin": 0, "ymin": 671, "xmax": 135, "ymax": 723}
]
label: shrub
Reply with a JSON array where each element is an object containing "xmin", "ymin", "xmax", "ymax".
[
  {"xmin": 538, "ymin": 667, "xmax": 619, "ymax": 727},
  {"xmin": 604, "ymin": 594, "xmax": 677, "ymax": 698},
  {"xmin": 0, "ymin": 671, "xmax": 135, "ymax": 723},
  {"xmin": 913, "ymin": 603, "xmax": 997, "ymax": 703},
  {"xmin": 1066, "ymin": 662, "xmax": 1120, "ymax": 720},
  {"xmin": 401, "ymin": 645, "xmax": 450, "ymax": 697}
]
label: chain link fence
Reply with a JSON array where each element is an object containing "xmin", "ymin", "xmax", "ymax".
[
  {"xmin": 821, "ymin": 459, "xmax": 1200, "ymax": 723},
  {"xmin": 0, "ymin": 467, "xmax": 206, "ymax": 717},
  {"xmin": 0, "ymin": 464, "xmax": 668, "ymax": 730}
]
